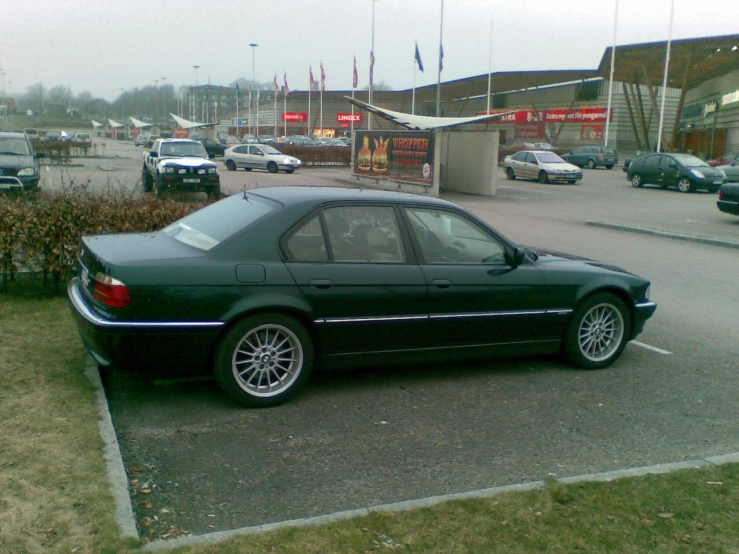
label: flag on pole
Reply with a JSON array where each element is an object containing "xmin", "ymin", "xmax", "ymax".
[
  {"xmin": 273, "ymin": 74, "xmax": 279, "ymax": 96},
  {"xmin": 369, "ymin": 51, "xmax": 375, "ymax": 86},
  {"xmin": 415, "ymin": 42, "xmax": 424, "ymax": 72},
  {"xmin": 309, "ymin": 66, "xmax": 314, "ymax": 91},
  {"xmin": 353, "ymin": 55, "xmax": 358, "ymax": 88},
  {"xmin": 439, "ymin": 43, "xmax": 444, "ymax": 72},
  {"xmin": 284, "ymin": 72, "xmax": 289, "ymax": 96},
  {"xmin": 235, "ymin": 82, "xmax": 241, "ymax": 99},
  {"xmin": 320, "ymin": 62, "xmax": 326, "ymax": 92}
]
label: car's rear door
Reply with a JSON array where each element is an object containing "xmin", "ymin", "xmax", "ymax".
[
  {"xmin": 249, "ymin": 146, "xmax": 267, "ymax": 170},
  {"xmin": 283, "ymin": 204, "xmax": 429, "ymax": 356},
  {"xmin": 230, "ymin": 145, "xmax": 249, "ymax": 168},
  {"xmin": 658, "ymin": 155, "xmax": 679, "ymax": 187}
]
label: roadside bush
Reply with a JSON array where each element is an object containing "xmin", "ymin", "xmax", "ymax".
[
  {"xmin": 0, "ymin": 184, "xmax": 202, "ymax": 293},
  {"xmin": 35, "ymin": 140, "xmax": 71, "ymax": 164}
]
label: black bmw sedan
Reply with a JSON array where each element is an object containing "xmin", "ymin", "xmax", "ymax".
[
  {"xmin": 68, "ymin": 186, "xmax": 657, "ymax": 407},
  {"xmin": 628, "ymin": 153, "xmax": 724, "ymax": 193}
]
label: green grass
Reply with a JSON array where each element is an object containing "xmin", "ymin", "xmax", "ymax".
[{"xmin": 1, "ymin": 294, "xmax": 737, "ymax": 553}]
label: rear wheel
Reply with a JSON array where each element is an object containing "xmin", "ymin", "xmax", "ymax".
[
  {"xmin": 538, "ymin": 171, "xmax": 549, "ymax": 184},
  {"xmin": 267, "ymin": 162, "xmax": 278, "ymax": 173},
  {"xmin": 677, "ymin": 178, "xmax": 692, "ymax": 193},
  {"xmin": 214, "ymin": 313, "xmax": 314, "ymax": 407},
  {"xmin": 285, "ymin": 169, "xmax": 295, "ymax": 174},
  {"xmin": 587, "ymin": 159, "xmax": 596, "ymax": 170},
  {"xmin": 506, "ymin": 167, "xmax": 516, "ymax": 180},
  {"xmin": 631, "ymin": 174, "xmax": 643, "ymax": 188},
  {"xmin": 563, "ymin": 293, "xmax": 630, "ymax": 369},
  {"xmin": 605, "ymin": 164, "xmax": 614, "ymax": 170},
  {"xmin": 142, "ymin": 167, "xmax": 153, "ymax": 192},
  {"xmin": 225, "ymin": 159, "xmax": 236, "ymax": 171},
  {"xmin": 154, "ymin": 176, "xmax": 168, "ymax": 198},
  {"xmin": 244, "ymin": 167, "xmax": 252, "ymax": 171}
]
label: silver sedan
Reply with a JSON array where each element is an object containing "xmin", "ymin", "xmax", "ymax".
[
  {"xmin": 223, "ymin": 144, "xmax": 302, "ymax": 174},
  {"xmin": 503, "ymin": 150, "xmax": 583, "ymax": 184},
  {"xmin": 719, "ymin": 159, "xmax": 739, "ymax": 182}
]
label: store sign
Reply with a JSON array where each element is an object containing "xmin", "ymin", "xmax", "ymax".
[
  {"xmin": 336, "ymin": 112, "xmax": 363, "ymax": 123},
  {"xmin": 682, "ymin": 103, "xmax": 702, "ymax": 119},
  {"xmin": 580, "ymin": 123, "xmax": 604, "ymax": 141},
  {"xmin": 514, "ymin": 124, "xmax": 545, "ymax": 139},
  {"xmin": 703, "ymin": 102, "xmax": 718, "ymax": 117},
  {"xmin": 477, "ymin": 107, "xmax": 613, "ymax": 124},
  {"xmin": 353, "ymin": 131, "xmax": 435, "ymax": 186},
  {"xmin": 721, "ymin": 89, "xmax": 739, "ymax": 106},
  {"xmin": 281, "ymin": 112, "xmax": 307, "ymax": 122}
]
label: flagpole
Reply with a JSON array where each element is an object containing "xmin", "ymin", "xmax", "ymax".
[
  {"xmin": 320, "ymin": 84, "xmax": 324, "ymax": 137},
  {"xmin": 256, "ymin": 88, "xmax": 260, "ymax": 139},
  {"xmin": 657, "ymin": 0, "xmax": 674, "ymax": 153},
  {"xmin": 308, "ymin": 72, "xmax": 312, "ymax": 136},
  {"xmin": 435, "ymin": 0, "xmax": 444, "ymax": 118},
  {"xmin": 248, "ymin": 91, "xmax": 252, "ymax": 136},
  {"xmin": 604, "ymin": 0, "xmax": 619, "ymax": 147},
  {"xmin": 412, "ymin": 54, "xmax": 416, "ymax": 116},
  {"xmin": 486, "ymin": 19, "xmax": 493, "ymax": 114},
  {"xmin": 236, "ymin": 86, "xmax": 240, "ymax": 138},
  {"xmin": 274, "ymin": 90, "xmax": 277, "ymax": 137}
]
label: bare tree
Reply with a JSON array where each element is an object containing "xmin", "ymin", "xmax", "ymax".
[
  {"xmin": 77, "ymin": 91, "xmax": 93, "ymax": 118},
  {"xmin": 48, "ymin": 84, "xmax": 74, "ymax": 108},
  {"xmin": 25, "ymin": 82, "xmax": 46, "ymax": 114}
]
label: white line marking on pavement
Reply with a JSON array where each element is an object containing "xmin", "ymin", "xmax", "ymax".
[{"xmin": 631, "ymin": 340, "xmax": 672, "ymax": 355}]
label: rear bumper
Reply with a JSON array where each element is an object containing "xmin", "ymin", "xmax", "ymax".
[
  {"xmin": 717, "ymin": 199, "xmax": 739, "ymax": 215},
  {"xmin": 67, "ymin": 278, "xmax": 223, "ymax": 372}
]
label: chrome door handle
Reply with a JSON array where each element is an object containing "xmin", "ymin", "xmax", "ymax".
[
  {"xmin": 309, "ymin": 279, "xmax": 334, "ymax": 289},
  {"xmin": 431, "ymin": 279, "xmax": 452, "ymax": 289}
]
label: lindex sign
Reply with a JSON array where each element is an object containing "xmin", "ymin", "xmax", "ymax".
[
  {"xmin": 479, "ymin": 108, "xmax": 613, "ymax": 124},
  {"xmin": 336, "ymin": 112, "xmax": 363, "ymax": 123}
]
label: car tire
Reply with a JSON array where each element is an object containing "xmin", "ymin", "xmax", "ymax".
[
  {"xmin": 214, "ymin": 312, "xmax": 314, "ymax": 407},
  {"xmin": 631, "ymin": 174, "xmax": 643, "ymax": 188},
  {"xmin": 285, "ymin": 169, "xmax": 295, "ymax": 174},
  {"xmin": 207, "ymin": 185, "xmax": 221, "ymax": 200},
  {"xmin": 587, "ymin": 159, "xmax": 596, "ymax": 170},
  {"xmin": 267, "ymin": 162, "xmax": 278, "ymax": 173},
  {"xmin": 563, "ymin": 292, "xmax": 631, "ymax": 370},
  {"xmin": 244, "ymin": 168, "xmax": 252, "ymax": 171},
  {"xmin": 225, "ymin": 159, "xmax": 236, "ymax": 171},
  {"xmin": 538, "ymin": 171, "xmax": 549, "ymax": 184},
  {"xmin": 677, "ymin": 178, "xmax": 692, "ymax": 193},
  {"xmin": 142, "ymin": 167, "xmax": 153, "ymax": 192},
  {"xmin": 568, "ymin": 180, "xmax": 577, "ymax": 184},
  {"xmin": 605, "ymin": 164, "xmax": 614, "ymax": 170},
  {"xmin": 154, "ymin": 177, "xmax": 167, "ymax": 199},
  {"xmin": 506, "ymin": 167, "xmax": 516, "ymax": 180}
]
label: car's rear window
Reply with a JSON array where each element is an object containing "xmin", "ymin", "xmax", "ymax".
[
  {"xmin": 603, "ymin": 148, "xmax": 617, "ymax": 155},
  {"xmin": 163, "ymin": 194, "xmax": 278, "ymax": 250},
  {"xmin": 672, "ymin": 154, "xmax": 709, "ymax": 168}
]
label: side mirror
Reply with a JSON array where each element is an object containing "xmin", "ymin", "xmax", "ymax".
[
  {"xmin": 149, "ymin": 151, "xmax": 158, "ymax": 158},
  {"xmin": 209, "ymin": 153, "xmax": 215, "ymax": 159},
  {"xmin": 668, "ymin": 162, "xmax": 678, "ymax": 169},
  {"xmin": 507, "ymin": 247, "xmax": 526, "ymax": 268}
]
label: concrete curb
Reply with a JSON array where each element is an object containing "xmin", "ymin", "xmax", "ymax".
[
  {"xmin": 585, "ymin": 220, "xmax": 739, "ymax": 249},
  {"xmin": 138, "ymin": 451, "xmax": 739, "ymax": 552},
  {"xmin": 84, "ymin": 359, "xmax": 139, "ymax": 540}
]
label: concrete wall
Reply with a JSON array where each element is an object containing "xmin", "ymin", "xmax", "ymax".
[{"xmin": 441, "ymin": 131, "xmax": 498, "ymax": 196}]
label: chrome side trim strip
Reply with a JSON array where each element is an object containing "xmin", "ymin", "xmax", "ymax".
[
  {"xmin": 315, "ymin": 309, "xmax": 572, "ymax": 325},
  {"xmin": 316, "ymin": 315, "xmax": 428, "ymax": 324},
  {"xmin": 324, "ymin": 339, "xmax": 560, "ymax": 357},
  {"xmin": 635, "ymin": 301, "xmax": 657, "ymax": 310},
  {"xmin": 68, "ymin": 280, "xmax": 224, "ymax": 329}
]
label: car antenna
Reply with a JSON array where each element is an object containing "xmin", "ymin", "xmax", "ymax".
[{"xmin": 242, "ymin": 183, "xmax": 250, "ymax": 201}]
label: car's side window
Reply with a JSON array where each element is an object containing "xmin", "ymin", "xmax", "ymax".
[
  {"xmin": 249, "ymin": 146, "xmax": 262, "ymax": 155},
  {"xmin": 234, "ymin": 146, "xmax": 248, "ymax": 154},
  {"xmin": 322, "ymin": 206, "xmax": 406, "ymax": 263},
  {"xmin": 404, "ymin": 208, "xmax": 507, "ymax": 264},
  {"xmin": 512, "ymin": 152, "xmax": 525, "ymax": 161},
  {"xmin": 283, "ymin": 215, "xmax": 328, "ymax": 262}
]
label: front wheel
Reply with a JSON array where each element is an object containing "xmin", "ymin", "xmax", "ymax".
[
  {"xmin": 563, "ymin": 293, "xmax": 630, "ymax": 369},
  {"xmin": 285, "ymin": 169, "xmax": 295, "ymax": 174},
  {"xmin": 538, "ymin": 171, "xmax": 549, "ymax": 184},
  {"xmin": 267, "ymin": 162, "xmax": 278, "ymax": 173},
  {"xmin": 568, "ymin": 180, "xmax": 577, "ymax": 184},
  {"xmin": 154, "ymin": 177, "xmax": 168, "ymax": 198},
  {"xmin": 207, "ymin": 185, "xmax": 221, "ymax": 200},
  {"xmin": 605, "ymin": 164, "xmax": 614, "ymax": 170},
  {"xmin": 587, "ymin": 159, "xmax": 596, "ymax": 170},
  {"xmin": 142, "ymin": 168, "xmax": 153, "ymax": 192},
  {"xmin": 677, "ymin": 178, "xmax": 693, "ymax": 193},
  {"xmin": 631, "ymin": 174, "xmax": 643, "ymax": 188},
  {"xmin": 214, "ymin": 313, "xmax": 314, "ymax": 407},
  {"xmin": 225, "ymin": 159, "xmax": 236, "ymax": 171},
  {"xmin": 506, "ymin": 167, "xmax": 516, "ymax": 180}
]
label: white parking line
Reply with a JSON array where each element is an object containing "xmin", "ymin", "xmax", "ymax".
[{"xmin": 631, "ymin": 340, "xmax": 672, "ymax": 355}]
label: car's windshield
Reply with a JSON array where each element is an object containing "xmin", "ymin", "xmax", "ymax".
[
  {"xmin": 160, "ymin": 142, "xmax": 208, "ymax": 157},
  {"xmin": 262, "ymin": 146, "xmax": 282, "ymax": 155},
  {"xmin": 162, "ymin": 194, "xmax": 278, "ymax": 251},
  {"xmin": 672, "ymin": 154, "xmax": 709, "ymax": 168},
  {"xmin": 0, "ymin": 137, "xmax": 31, "ymax": 155},
  {"xmin": 537, "ymin": 152, "xmax": 565, "ymax": 163}
]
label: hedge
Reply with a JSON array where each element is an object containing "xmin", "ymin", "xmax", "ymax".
[
  {"xmin": 0, "ymin": 185, "xmax": 204, "ymax": 292},
  {"xmin": 275, "ymin": 145, "xmax": 351, "ymax": 166}
]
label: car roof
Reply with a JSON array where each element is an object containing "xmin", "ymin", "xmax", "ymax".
[
  {"xmin": 249, "ymin": 186, "xmax": 461, "ymax": 209},
  {"xmin": 0, "ymin": 131, "xmax": 29, "ymax": 139}
]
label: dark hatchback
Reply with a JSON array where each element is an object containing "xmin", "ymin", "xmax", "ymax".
[
  {"xmin": 628, "ymin": 153, "xmax": 725, "ymax": 193},
  {"xmin": 193, "ymin": 138, "xmax": 226, "ymax": 158},
  {"xmin": 67, "ymin": 187, "xmax": 657, "ymax": 407},
  {"xmin": 562, "ymin": 146, "xmax": 618, "ymax": 169},
  {"xmin": 0, "ymin": 131, "xmax": 44, "ymax": 191},
  {"xmin": 717, "ymin": 182, "xmax": 739, "ymax": 216}
]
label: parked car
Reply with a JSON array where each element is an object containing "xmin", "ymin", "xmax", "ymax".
[
  {"xmin": 328, "ymin": 138, "xmax": 349, "ymax": 147},
  {"xmin": 193, "ymin": 138, "xmax": 226, "ymax": 158},
  {"xmin": 24, "ymin": 128, "xmax": 40, "ymax": 141},
  {"xmin": 44, "ymin": 131, "xmax": 62, "ymax": 142},
  {"xmin": 134, "ymin": 133, "xmax": 151, "ymax": 147},
  {"xmin": 72, "ymin": 132, "xmax": 92, "ymax": 147},
  {"xmin": 284, "ymin": 135, "xmax": 318, "ymax": 147},
  {"xmin": 224, "ymin": 144, "xmax": 302, "ymax": 173},
  {"xmin": 66, "ymin": 186, "xmax": 657, "ymax": 407},
  {"xmin": 145, "ymin": 135, "xmax": 160, "ymax": 149},
  {"xmin": 717, "ymin": 182, "xmax": 739, "ymax": 216},
  {"xmin": 241, "ymin": 134, "xmax": 257, "ymax": 144},
  {"xmin": 718, "ymin": 159, "xmax": 739, "ymax": 182},
  {"xmin": 503, "ymin": 150, "xmax": 583, "ymax": 184},
  {"xmin": 218, "ymin": 135, "xmax": 241, "ymax": 148},
  {"xmin": 0, "ymin": 131, "xmax": 44, "ymax": 191},
  {"xmin": 532, "ymin": 142, "xmax": 556, "ymax": 151},
  {"xmin": 627, "ymin": 153, "xmax": 725, "ymax": 193},
  {"xmin": 562, "ymin": 146, "xmax": 618, "ymax": 169},
  {"xmin": 706, "ymin": 152, "xmax": 739, "ymax": 167},
  {"xmin": 257, "ymin": 135, "xmax": 279, "ymax": 145}
]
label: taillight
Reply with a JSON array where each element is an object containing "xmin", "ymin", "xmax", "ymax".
[
  {"xmin": 598, "ymin": 153, "xmax": 605, "ymax": 158},
  {"xmin": 718, "ymin": 190, "xmax": 724, "ymax": 199},
  {"xmin": 93, "ymin": 273, "xmax": 131, "ymax": 308}
]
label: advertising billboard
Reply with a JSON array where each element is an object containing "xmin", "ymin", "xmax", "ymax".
[{"xmin": 353, "ymin": 131, "xmax": 435, "ymax": 186}]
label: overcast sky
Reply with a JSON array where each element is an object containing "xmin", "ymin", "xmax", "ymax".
[{"xmin": 1, "ymin": 0, "xmax": 737, "ymax": 101}]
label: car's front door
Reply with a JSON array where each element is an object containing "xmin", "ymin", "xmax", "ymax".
[
  {"xmin": 248, "ymin": 146, "xmax": 266, "ymax": 169},
  {"xmin": 402, "ymin": 207, "xmax": 559, "ymax": 351},
  {"xmin": 283, "ymin": 205, "xmax": 429, "ymax": 356}
]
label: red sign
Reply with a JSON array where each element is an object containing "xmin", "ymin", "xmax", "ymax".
[
  {"xmin": 336, "ymin": 112, "xmax": 363, "ymax": 123},
  {"xmin": 514, "ymin": 124, "xmax": 545, "ymax": 139},
  {"xmin": 282, "ymin": 112, "xmax": 307, "ymax": 122},
  {"xmin": 174, "ymin": 127, "xmax": 189, "ymax": 138},
  {"xmin": 580, "ymin": 123, "xmax": 604, "ymax": 141},
  {"xmin": 478, "ymin": 107, "xmax": 612, "ymax": 124}
]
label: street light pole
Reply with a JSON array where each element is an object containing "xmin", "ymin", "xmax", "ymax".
[
  {"xmin": 193, "ymin": 65, "xmax": 200, "ymax": 121},
  {"xmin": 154, "ymin": 80, "xmax": 159, "ymax": 123},
  {"xmin": 250, "ymin": 43, "xmax": 259, "ymax": 138},
  {"xmin": 161, "ymin": 76, "xmax": 167, "ymax": 120},
  {"xmin": 369, "ymin": 0, "xmax": 377, "ymax": 130}
]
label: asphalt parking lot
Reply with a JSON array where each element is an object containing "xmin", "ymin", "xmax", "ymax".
[{"xmin": 66, "ymin": 138, "xmax": 739, "ymax": 540}]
